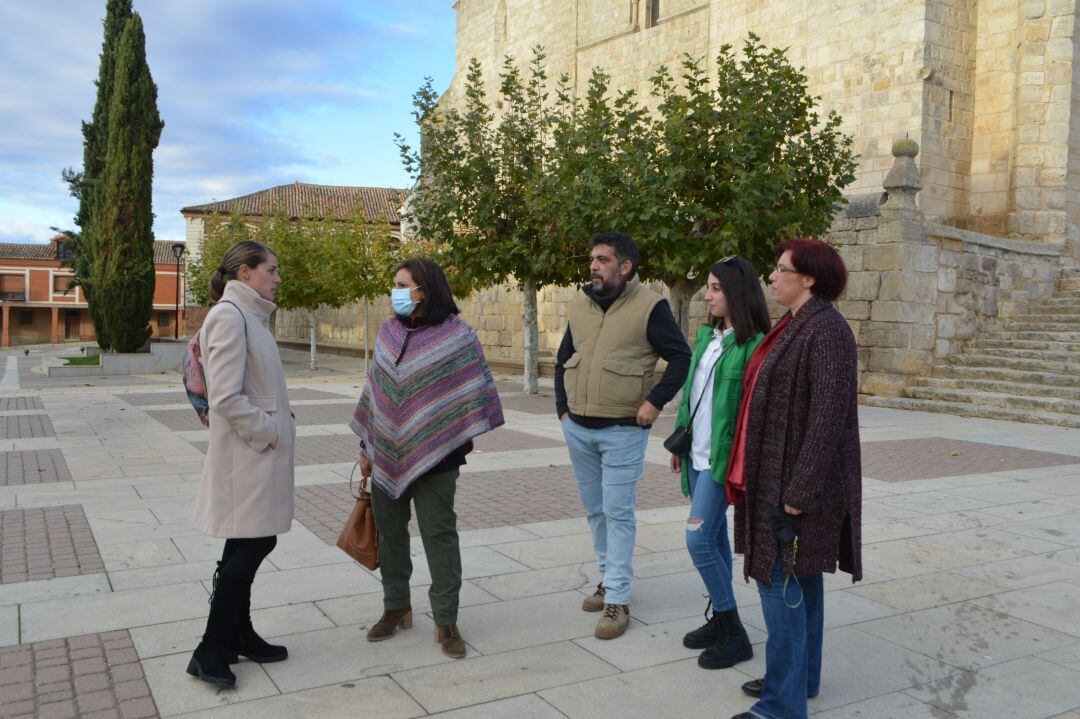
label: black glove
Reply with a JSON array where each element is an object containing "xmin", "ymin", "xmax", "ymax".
[{"xmin": 766, "ymin": 507, "xmax": 797, "ymax": 544}]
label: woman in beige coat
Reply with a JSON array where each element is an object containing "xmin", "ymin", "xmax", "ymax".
[{"xmin": 188, "ymin": 241, "xmax": 296, "ymax": 689}]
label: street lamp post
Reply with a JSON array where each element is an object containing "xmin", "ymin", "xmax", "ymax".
[{"xmin": 171, "ymin": 243, "xmax": 184, "ymax": 340}]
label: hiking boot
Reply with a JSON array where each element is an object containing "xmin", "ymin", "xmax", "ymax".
[
  {"xmin": 366, "ymin": 608, "xmax": 413, "ymax": 642},
  {"xmin": 594, "ymin": 603, "xmax": 630, "ymax": 639},
  {"xmin": 582, "ymin": 582, "xmax": 606, "ymax": 612},
  {"xmin": 698, "ymin": 608, "xmax": 753, "ymax": 669},
  {"xmin": 683, "ymin": 600, "xmax": 722, "ymax": 649},
  {"xmin": 435, "ymin": 623, "xmax": 466, "ymax": 659}
]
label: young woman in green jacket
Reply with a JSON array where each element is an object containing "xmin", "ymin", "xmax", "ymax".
[{"xmin": 670, "ymin": 256, "xmax": 771, "ymax": 670}]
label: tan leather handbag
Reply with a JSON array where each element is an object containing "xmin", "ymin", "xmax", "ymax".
[{"xmin": 336, "ymin": 462, "xmax": 379, "ymax": 570}]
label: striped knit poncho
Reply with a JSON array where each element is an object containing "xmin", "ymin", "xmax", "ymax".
[{"xmin": 349, "ymin": 314, "xmax": 504, "ymax": 500}]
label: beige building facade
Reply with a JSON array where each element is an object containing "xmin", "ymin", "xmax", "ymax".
[{"xmin": 449, "ymin": 0, "xmax": 1080, "ymax": 256}]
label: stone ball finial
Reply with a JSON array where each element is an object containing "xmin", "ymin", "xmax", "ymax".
[{"xmin": 892, "ymin": 138, "xmax": 919, "ymax": 158}]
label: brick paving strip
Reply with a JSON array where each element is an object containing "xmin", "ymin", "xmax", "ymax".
[
  {"xmin": 116, "ymin": 387, "xmax": 351, "ymax": 407},
  {"xmin": 0, "ymin": 630, "xmax": 159, "ymax": 719},
  {"xmin": 0, "ymin": 397, "xmax": 44, "ymax": 412},
  {"xmin": 0, "ymin": 414, "xmax": 56, "ymax": 440},
  {"xmin": 187, "ymin": 427, "xmax": 565, "ymax": 466},
  {"xmin": 0, "ymin": 506, "xmax": 105, "ymax": 584},
  {"xmin": 861, "ymin": 437, "xmax": 1080, "ymax": 481},
  {"xmin": 0, "ymin": 449, "xmax": 73, "ymax": 486},
  {"xmin": 296, "ymin": 461, "xmax": 689, "ymax": 542}
]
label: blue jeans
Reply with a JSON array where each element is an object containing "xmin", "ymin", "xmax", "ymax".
[
  {"xmin": 751, "ymin": 552, "xmax": 824, "ymax": 719},
  {"xmin": 561, "ymin": 419, "xmax": 649, "ymax": 605},
  {"xmin": 685, "ymin": 466, "xmax": 736, "ymax": 611}
]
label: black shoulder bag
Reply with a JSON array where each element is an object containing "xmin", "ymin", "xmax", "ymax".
[{"xmin": 663, "ymin": 352, "xmax": 723, "ymax": 455}]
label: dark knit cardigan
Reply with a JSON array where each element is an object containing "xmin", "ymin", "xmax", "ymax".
[{"xmin": 733, "ymin": 296, "xmax": 862, "ymax": 585}]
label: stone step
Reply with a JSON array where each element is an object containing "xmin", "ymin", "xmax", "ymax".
[
  {"xmin": 962, "ymin": 346, "xmax": 1080, "ymax": 363},
  {"xmin": 948, "ymin": 352, "xmax": 1080, "ymax": 374},
  {"xmin": 862, "ymin": 395, "xmax": 1080, "ymax": 429},
  {"xmin": 1061, "ymin": 277, "xmax": 1080, "ymax": 292},
  {"xmin": 975, "ymin": 338, "xmax": 1080, "ymax": 353},
  {"xmin": 933, "ymin": 363, "xmax": 1080, "ymax": 388},
  {"xmin": 985, "ymin": 330, "xmax": 1080, "ymax": 342},
  {"xmin": 1011, "ymin": 314, "xmax": 1080, "ymax": 324},
  {"xmin": 903, "ymin": 386, "xmax": 1080, "ymax": 415},
  {"xmin": 1031, "ymin": 299, "xmax": 1080, "ymax": 313},
  {"xmin": 1008, "ymin": 320, "xmax": 1080, "ymax": 332},
  {"xmin": 911, "ymin": 376, "xmax": 1080, "ymax": 402}
]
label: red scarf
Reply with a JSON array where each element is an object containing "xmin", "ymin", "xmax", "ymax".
[{"xmin": 726, "ymin": 313, "xmax": 792, "ymax": 504}]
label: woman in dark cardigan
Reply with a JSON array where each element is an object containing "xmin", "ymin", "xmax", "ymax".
[{"xmin": 727, "ymin": 237, "xmax": 862, "ymax": 719}]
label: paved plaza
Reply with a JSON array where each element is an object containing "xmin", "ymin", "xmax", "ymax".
[{"xmin": 1, "ymin": 345, "xmax": 1079, "ymax": 718}]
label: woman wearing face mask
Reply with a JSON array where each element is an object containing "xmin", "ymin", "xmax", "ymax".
[
  {"xmin": 670, "ymin": 256, "xmax": 771, "ymax": 670},
  {"xmin": 349, "ymin": 258, "xmax": 504, "ymax": 659},
  {"xmin": 189, "ymin": 241, "xmax": 296, "ymax": 689}
]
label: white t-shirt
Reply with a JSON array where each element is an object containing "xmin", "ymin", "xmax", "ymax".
[{"xmin": 690, "ymin": 327, "xmax": 734, "ymax": 472}]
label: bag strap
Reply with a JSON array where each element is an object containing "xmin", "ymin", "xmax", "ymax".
[
  {"xmin": 686, "ymin": 349, "xmax": 724, "ymax": 425},
  {"xmin": 348, "ymin": 460, "xmax": 371, "ymax": 500},
  {"xmin": 216, "ymin": 300, "xmax": 247, "ymax": 335}
]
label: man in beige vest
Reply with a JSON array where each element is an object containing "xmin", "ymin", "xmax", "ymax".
[{"xmin": 556, "ymin": 232, "xmax": 691, "ymax": 639}]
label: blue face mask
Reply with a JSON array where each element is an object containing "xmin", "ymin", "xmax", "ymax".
[{"xmin": 391, "ymin": 287, "xmax": 419, "ymax": 316}]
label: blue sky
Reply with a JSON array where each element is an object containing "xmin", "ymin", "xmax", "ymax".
[{"xmin": 0, "ymin": 1, "xmax": 458, "ymax": 245}]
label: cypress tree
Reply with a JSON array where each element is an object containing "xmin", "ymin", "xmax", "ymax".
[
  {"xmin": 91, "ymin": 12, "xmax": 164, "ymax": 353},
  {"xmin": 67, "ymin": 0, "xmax": 133, "ymax": 350}
]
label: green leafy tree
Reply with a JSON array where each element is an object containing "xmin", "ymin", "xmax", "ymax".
[
  {"xmin": 90, "ymin": 12, "xmax": 164, "ymax": 352},
  {"xmin": 62, "ymin": 0, "xmax": 134, "ymax": 349},
  {"xmin": 188, "ymin": 208, "xmax": 400, "ymax": 369},
  {"xmin": 637, "ymin": 35, "xmax": 858, "ymax": 332},
  {"xmin": 398, "ymin": 50, "xmax": 584, "ymax": 393}
]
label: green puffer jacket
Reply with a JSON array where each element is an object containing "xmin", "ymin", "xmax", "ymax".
[{"xmin": 675, "ymin": 326, "xmax": 763, "ymax": 496}]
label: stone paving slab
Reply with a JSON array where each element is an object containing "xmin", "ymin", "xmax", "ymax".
[
  {"xmin": 862, "ymin": 437, "xmax": 1080, "ymax": 481},
  {"xmin": 0, "ymin": 449, "xmax": 72, "ymax": 486},
  {"xmin": 0, "ymin": 629, "xmax": 158, "ymax": 719},
  {"xmin": 0, "ymin": 505, "xmax": 105, "ymax": 584},
  {"xmin": 145, "ymin": 401, "xmax": 355, "ymax": 432}
]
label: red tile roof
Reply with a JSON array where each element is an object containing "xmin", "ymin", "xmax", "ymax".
[
  {"xmin": 180, "ymin": 182, "xmax": 406, "ymax": 224},
  {"xmin": 0, "ymin": 239, "xmax": 185, "ymax": 265}
]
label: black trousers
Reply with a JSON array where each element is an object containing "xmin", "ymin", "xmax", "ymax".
[{"xmin": 218, "ymin": 536, "xmax": 277, "ymax": 585}]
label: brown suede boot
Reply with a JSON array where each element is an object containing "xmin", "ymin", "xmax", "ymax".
[
  {"xmin": 435, "ymin": 623, "xmax": 466, "ymax": 659},
  {"xmin": 365, "ymin": 608, "xmax": 412, "ymax": 642}
]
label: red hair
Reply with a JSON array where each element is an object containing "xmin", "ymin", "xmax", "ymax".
[{"xmin": 775, "ymin": 237, "xmax": 848, "ymax": 301}]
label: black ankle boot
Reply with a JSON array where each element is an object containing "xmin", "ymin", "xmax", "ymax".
[
  {"xmin": 698, "ymin": 607, "xmax": 753, "ymax": 669},
  {"xmin": 186, "ymin": 572, "xmax": 240, "ymax": 688},
  {"xmin": 683, "ymin": 600, "xmax": 723, "ymax": 649},
  {"xmin": 228, "ymin": 576, "xmax": 287, "ymax": 663}
]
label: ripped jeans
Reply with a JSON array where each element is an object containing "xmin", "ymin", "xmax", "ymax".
[{"xmin": 685, "ymin": 465, "xmax": 736, "ymax": 611}]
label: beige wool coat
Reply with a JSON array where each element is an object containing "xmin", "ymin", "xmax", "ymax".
[{"xmin": 193, "ymin": 280, "xmax": 295, "ymax": 538}]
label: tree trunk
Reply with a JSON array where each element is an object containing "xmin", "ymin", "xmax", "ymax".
[
  {"xmin": 362, "ymin": 298, "xmax": 370, "ymax": 378},
  {"xmin": 522, "ymin": 280, "xmax": 539, "ymax": 394},
  {"xmin": 667, "ymin": 278, "xmax": 695, "ymax": 339},
  {"xmin": 308, "ymin": 309, "xmax": 318, "ymax": 370}
]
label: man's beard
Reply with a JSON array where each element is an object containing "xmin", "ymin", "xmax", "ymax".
[{"xmin": 591, "ymin": 274, "xmax": 623, "ymax": 298}]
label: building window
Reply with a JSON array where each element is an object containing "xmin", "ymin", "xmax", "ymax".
[
  {"xmin": 0, "ymin": 275, "xmax": 25, "ymax": 301},
  {"xmin": 158, "ymin": 312, "xmax": 170, "ymax": 327},
  {"xmin": 53, "ymin": 275, "xmax": 74, "ymax": 294},
  {"xmin": 20, "ymin": 311, "xmax": 33, "ymax": 326},
  {"xmin": 646, "ymin": 0, "xmax": 660, "ymax": 27}
]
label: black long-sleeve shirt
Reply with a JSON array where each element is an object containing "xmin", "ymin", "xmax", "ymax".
[{"xmin": 554, "ymin": 288, "xmax": 691, "ymax": 428}]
